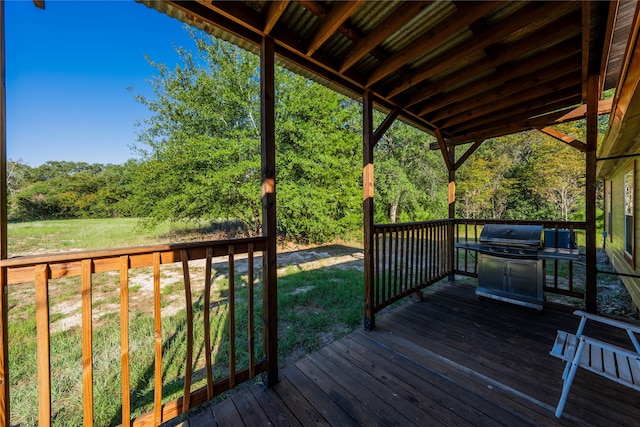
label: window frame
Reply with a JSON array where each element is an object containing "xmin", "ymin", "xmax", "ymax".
[{"xmin": 624, "ymin": 162, "xmax": 636, "ymax": 268}]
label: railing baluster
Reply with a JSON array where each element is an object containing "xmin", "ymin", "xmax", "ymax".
[
  {"xmin": 387, "ymin": 230, "xmax": 392, "ymax": 302},
  {"xmin": 81, "ymin": 259, "xmax": 94, "ymax": 427},
  {"xmin": 203, "ymin": 247, "xmax": 214, "ymax": 399},
  {"xmin": 430, "ymin": 225, "xmax": 435, "ymax": 279},
  {"xmin": 409, "ymin": 227, "xmax": 415, "ymax": 289},
  {"xmin": 374, "ymin": 229, "xmax": 380, "ymax": 308},
  {"xmin": 394, "ymin": 229, "xmax": 399, "ymax": 298},
  {"xmin": 119, "ymin": 255, "xmax": 130, "ymax": 426},
  {"xmin": 228, "ymin": 245, "xmax": 236, "ymax": 388},
  {"xmin": 180, "ymin": 250, "xmax": 193, "ymax": 413},
  {"xmin": 374, "ymin": 230, "xmax": 387, "ymax": 309},
  {"xmin": 153, "ymin": 252, "xmax": 162, "ymax": 426},
  {"xmin": 35, "ymin": 264, "xmax": 51, "ymax": 426},
  {"xmin": 247, "ymin": 244, "xmax": 255, "ymax": 377},
  {"xmin": 418, "ymin": 226, "xmax": 423, "ymax": 285},
  {"xmin": 398, "ymin": 227, "xmax": 405, "ymax": 296}
]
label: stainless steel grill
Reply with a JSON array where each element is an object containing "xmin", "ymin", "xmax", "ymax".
[
  {"xmin": 477, "ymin": 224, "xmax": 543, "ymax": 258},
  {"xmin": 475, "ymin": 224, "xmax": 545, "ymax": 310},
  {"xmin": 455, "ymin": 223, "xmax": 582, "ymax": 310}
]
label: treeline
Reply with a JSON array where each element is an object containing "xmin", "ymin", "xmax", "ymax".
[
  {"xmin": 7, "ymin": 160, "xmax": 137, "ymax": 221},
  {"xmin": 7, "ymin": 32, "xmax": 591, "ymax": 242}
]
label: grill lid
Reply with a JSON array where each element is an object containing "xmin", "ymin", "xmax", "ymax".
[{"xmin": 479, "ymin": 224, "xmax": 543, "ymax": 247}]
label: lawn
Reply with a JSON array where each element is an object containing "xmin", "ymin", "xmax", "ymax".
[{"xmin": 6, "ymin": 219, "xmax": 365, "ymax": 426}]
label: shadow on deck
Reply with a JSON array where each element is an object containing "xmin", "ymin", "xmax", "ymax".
[{"xmin": 176, "ymin": 281, "xmax": 639, "ymax": 426}]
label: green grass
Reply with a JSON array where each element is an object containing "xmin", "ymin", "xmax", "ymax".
[
  {"xmin": 8, "ymin": 218, "xmax": 224, "ymax": 257},
  {"xmin": 6, "ymin": 218, "xmax": 365, "ymax": 426}
]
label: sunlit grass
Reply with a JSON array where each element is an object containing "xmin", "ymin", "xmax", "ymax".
[
  {"xmin": 6, "ymin": 218, "xmax": 365, "ymax": 426},
  {"xmin": 8, "ymin": 218, "xmax": 207, "ymax": 256}
]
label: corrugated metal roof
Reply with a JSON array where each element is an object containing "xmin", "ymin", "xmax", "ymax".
[{"xmin": 137, "ymin": 0, "xmax": 633, "ymax": 143}]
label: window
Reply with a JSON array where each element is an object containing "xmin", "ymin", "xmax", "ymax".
[
  {"xmin": 605, "ymin": 180, "xmax": 612, "ymax": 243},
  {"xmin": 609, "ymin": 180, "xmax": 613, "ymax": 242},
  {"xmin": 624, "ymin": 167, "xmax": 634, "ymax": 262}
]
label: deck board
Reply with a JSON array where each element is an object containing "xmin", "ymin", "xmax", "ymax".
[{"xmin": 180, "ymin": 281, "xmax": 640, "ymax": 426}]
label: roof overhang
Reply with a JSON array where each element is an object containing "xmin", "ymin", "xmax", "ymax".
[
  {"xmin": 137, "ymin": 1, "xmax": 635, "ymax": 148},
  {"xmin": 598, "ymin": 2, "xmax": 640, "ymax": 179}
]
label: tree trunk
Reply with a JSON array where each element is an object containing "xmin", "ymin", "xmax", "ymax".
[{"xmin": 390, "ymin": 199, "xmax": 399, "ymax": 223}]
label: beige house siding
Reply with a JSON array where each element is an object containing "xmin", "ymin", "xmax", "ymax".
[{"xmin": 605, "ymin": 157, "xmax": 640, "ymax": 309}]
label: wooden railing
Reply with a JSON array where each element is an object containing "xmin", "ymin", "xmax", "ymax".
[
  {"xmin": 453, "ymin": 219, "xmax": 586, "ymax": 299},
  {"xmin": 0, "ymin": 237, "xmax": 270, "ymax": 426},
  {"xmin": 372, "ymin": 220, "xmax": 451, "ymax": 313}
]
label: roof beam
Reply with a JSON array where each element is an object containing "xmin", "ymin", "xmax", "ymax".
[
  {"xmin": 306, "ymin": 0, "xmax": 363, "ymax": 56},
  {"xmin": 426, "ymin": 56, "xmax": 581, "ymax": 123},
  {"xmin": 600, "ymin": 1, "xmax": 620, "ymax": 95},
  {"xmin": 582, "ymin": 1, "xmax": 593, "ymax": 101},
  {"xmin": 548, "ymin": 98, "xmax": 614, "ymax": 125},
  {"xmin": 404, "ymin": 14, "xmax": 582, "ymax": 108},
  {"xmin": 339, "ymin": 1, "xmax": 432, "ymax": 73},
  {"xmin": 365, "ymin": 1, "xmax": 502, "ymax": 87},
  {"xmin": 193, "ymin": 0, "xmax": 264, "ymax": 35},
  {"xmin": 537, "ymin": 127, "xmax": 587, "ymax": 152},
  {"xmin": 449, "ymin": 95, "xmax": 582, "ymax": 143},
  {"xmin": 429, "ymin": 97, "xmax": 611, "ymax": 149},
  {"xmin": 416, "ymin": 37, "xmax": 581, "ymax": 116},
  {"xmin": 263, "ymin": 1, "xmax": 290, "ymax": 35},
  {"xmin": 387, "ymin": 2, "xmax": 577, "ymax": 99},
  {"xmin": 438, "ymin": 76, "xmax": 581, "ymax": 130}
]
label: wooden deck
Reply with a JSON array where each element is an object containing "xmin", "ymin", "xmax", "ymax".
[{"xmin": 176, "ymin": 281, "xmax": 640, "ymax": 426}]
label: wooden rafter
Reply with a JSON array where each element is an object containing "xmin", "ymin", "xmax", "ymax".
[
  {"xmin": 387, "ymin": 1, "xmax": 574, "ymax": 99},
  {"xmin": 600, "ymin": 1, "xmax": 620, "ymax": 95},
  {"xmin": 548, "ymin": 98, "xmax": 613, "ymax": 125},
  {"xmin": 297, "ymin": 0, "xmax": 404, "ymax": 74},
  {"xmin": 405, "ymin": 16, "xmax": 582, "ymax": 108},
  {"xmin": 427, "ymin": 58, "xmax": 581, "ymax": 123},
  {"xmin": 537, "ymin": 127, "xmax": 587, "ymax": 152},
  {"xmin": 429, "ymin": 97, "xmax": 610, "ymax": 149},
  {"xmin": 440, "ymin": 78, "xmax": 581, "ymax": 130},
  {"xmin": 263, "ymin": 1, "xmax": 290, "ymax": 35},
  {"xmin": 582, "ymin": 1, "xmax": 593, "ymax": 101},
  {"xmin": 366, "ymin": 1, "xmax": 501, "ymax": 87},
  {"xmin": 32, "ymin": 0, "xmax": 45, "ymax": 9},
  {"xmin": 339, "ymin": 2, "xmax": 432, "ymax": 73},
  {"xmin": 449, "ymin": 95, "xmax": 583, "ymax": 144},
  {"xmin": 306, "ymin": 0, "xmax": 363, "ymax": 56},
  {"xmin": 417, "ymin": 38, "xmax": 581, "ymax": 117},
  {"xmin": 157, "ymin": 0, "xmax": 625, "ymax": 152}
]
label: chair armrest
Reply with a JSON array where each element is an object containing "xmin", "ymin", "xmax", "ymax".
[{"xmin": 573, "ymin": 310, "xmax": 640, "ymax": 335}]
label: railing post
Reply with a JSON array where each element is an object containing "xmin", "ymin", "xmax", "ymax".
[
  {"xmin": 260, "ymin": 36, "xmax": 278, "ymax": 387},
  {"xmin": 363, "ymin": 90, "xmax": 375, "ymax": 331}
]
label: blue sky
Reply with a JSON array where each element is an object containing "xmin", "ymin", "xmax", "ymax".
[{"xmin": 6, "ymin": 0, "xmax": 201, "ymax": 166}]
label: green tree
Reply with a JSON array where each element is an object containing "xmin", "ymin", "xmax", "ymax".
[
  {"xmin": 132, "ymin": 33, "xmax": 263, "ymax": 234},
  {"xmin": 133, "ymin": 31, "xmax": 364, "ymax": 242},
  {"xmin": 374, "ymin": 121, "xmax": 447, "ymax": 223}
]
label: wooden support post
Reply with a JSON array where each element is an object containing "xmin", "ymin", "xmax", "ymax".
[
  {"xmin": 260, "ymin": 36, "xmax": 278, "ymax": 387},
  {"xmin": 436, "ymin": 129, "xmax": 456, "ymax": 281},
  {"xmin": 0, "ymin": 2, "xmax": 9, "ymax": 424},
  {"xmin": 448, "ymin": 146, "xmax": 455, "ymax": 281},
  {"xmin": 585, "ymin": 73, "xmax": 598, "ymax": 313},
  {"xmin": 363, "ymin": 91, "xmax": 375, "ymax": 331}
]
